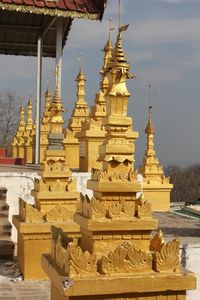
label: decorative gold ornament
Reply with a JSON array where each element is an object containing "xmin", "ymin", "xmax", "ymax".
[
  {"xmin": 100, "ymin": 241, "xmax": 152, "ymax": 275},
  {"xmin": 155, "ymin": 240, "xmax": 180, "ymax": 273}
]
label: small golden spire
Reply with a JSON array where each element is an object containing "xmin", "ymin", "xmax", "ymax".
[
  {"xmin": 140, "ymin": 84, "xmax": 164, "ymax": 181},
  {"xmin": 77, "ymin": 53, "xmax": 85, "ymax": 83},
  {"xmin": 114, "ymin": 27, "xmax": 129, "ymax": 66},
  {"xmin": 19, "ymin": 102, "xmax": 25, "ymax": 128},
  {"xmin": 45, "ymin": 81, "xmax": 51, "ymax": 106},
  {"xmin": 26, "ymin": 97, "xmax": 33, "ymax": 129},
  {"xmin": 51, "ymin": 83, "xmax": 63, "ymax": 111},
  {"xmin": 76, "ymin": 62, "xmax": 86, "ymax": 105},
  {"xmin": 43, "ymin": 82, "xmax": 51, "ymax": 121},
  {"xmin": 51, "ymin": 64, "xmax": 60, "ymax": 88},
  {"xmin": 101, "ymin": 19, "xmax": 114, "ymax": 74},
  {"xmin": 50, "ymin": 65, "xmax": 64, "ymax": 112},
  {"xmin": 145, "ymin": 84, "xmax": 155, "ymax": 135},
  {"xmin": 108, "ymin": 26, "xmax": 135, "ymax": 97},
  {"xmin": 144, "ymin": 84, "xmax": 156, "ymax": 158}
]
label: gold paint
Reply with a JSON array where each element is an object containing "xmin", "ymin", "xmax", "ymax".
[
  {"xmin": 155, "ymin": 239, "xmax": 180, "ymax": 273},
  {"xmin": 11, "ymin": 104, "xmax": 25, "ymax": 159},
  {"xmin": 24, "ymin": 98, "xmax": 35, "ymax": 163},
  {"xmin": 63, "ymin": 66, "xmax": 89, "ymax": 169},
  {"xmin": 40, "ymin": 85, "xmax": 51, "ymax": 162},
  {"xmin": 13, "ymin": 83, "xmax": 80, "ymax": 280},
  {"xmin": 42, "ymin": 28, "xmax": 196, "ymax": 300},
  {"xmin": 77, "ymin": 23, "xmax": 114, "ymax": 171},
  {"xmin": 140, "ymin": 100, "xmax": 173, "ymax": 211}
]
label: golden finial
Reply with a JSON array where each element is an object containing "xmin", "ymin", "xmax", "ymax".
[
  {"xmin": 77, "ymin": 53, "xmax": 85, "ymax": 79},
  {"xmin": 28, "ymin": 96, "xmax": 32, "ymax": 107},
  {"xmin": 109, "ymin": 17, "xmax": 114, "ymax": 37},
  {"xmin": 51, "ymin": 64, "xmax": 60, "ymax": 87},
  {"xmin": 19, "ymin": 97, "xmax": 25, "ymax": 129},
  {"xmin": 145, "ymin": 83, "xmax": 155, "ymax": 135},
  {"xmin": 20, "ymin": 96, "xmax": 24, "ymax": 108},
  {"xmin": 42, "ymin": 80, "xmax": 51, "ymax": 123},
  {"xmin": 114, "ymin": 26, "xmax": 130, "ymax": 68},
  {"xmin": 45, "ymin": 80, "xmax": 51, "ymax": 100},
  {"xmin": 27, "ymin": 97, "xmax": 33, "ymax": 128},
  {"xmin": 46, "ymin": 80, "xmax": 49, "ymax": 90},
  {"xmin": 77, "ymin": 52, "xmax": 83, "ymax": 69},
  {"xmin": 118, "ymin": 0, "xmax": 121, "ymax": 29},
  {"xmin": 148, "ymin": 83, "xmax": 152, "ymax": 117}
]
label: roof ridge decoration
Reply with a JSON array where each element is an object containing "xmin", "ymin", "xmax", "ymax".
[{"xmin": 0, "ymin": 0, "xmax": 105, "ymax": 20}]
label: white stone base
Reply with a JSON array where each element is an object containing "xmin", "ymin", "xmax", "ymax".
[{"xmin": 0, "ymin": 171, "xmax": 92, "ymax": 243}]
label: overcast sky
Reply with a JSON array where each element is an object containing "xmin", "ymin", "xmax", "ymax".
[{"xmin": 0, "ymin": 0, "xmax": 200, "ymax": 168}]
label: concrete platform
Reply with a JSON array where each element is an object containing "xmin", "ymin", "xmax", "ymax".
[{"xmin": 0, "ymin": 277, "xmax": 50, "ymax": 300}]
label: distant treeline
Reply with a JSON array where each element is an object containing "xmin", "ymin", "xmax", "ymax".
[
  {"xmin": 0, "ymin": 91, "xmax": 20, "ymax": 153},
  {"xmin": 165, "ymin": 165, "xmax": 200, "ymax": 203}
]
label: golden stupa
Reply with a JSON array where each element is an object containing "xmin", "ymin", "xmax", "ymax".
[
  {"xmin": 42, "ymin": 27, "xmax": 196, "ymax": 300},
  {"xmin": 24, "ymin": 97, "xmax": 34, "ymax": 164},
  {"xmin": 140, "ymin": 89, "xmax": 173, "ymax": 211},
  {"xmin": 11, "ymin": 103, "xmax": 26, "ymax": 159},
  {"xmin": 77, "ymin": 24, "xmax": 113, "ymax": 172},
  {"xmin": 63, "ymin": 65, "xmax": 89, "ymax": 169},
  {"xmin": 40, "ymin": 84, "xmax": 52, "ymax": 162},
  {"xmin": 13, "ymin": 80, "xmax": 80, "ymax": 280}
]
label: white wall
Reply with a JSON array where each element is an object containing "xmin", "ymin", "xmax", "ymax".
[
  {"xmin": 183, "ymin": 244, "xmax": 200, "ymax": 300},
  {"xmin": 0, "ymin": 171, "xmax": 92, "ymax": 242},
  {"xmin": 0, "ymin": 171, "xmax": 199, "ymax": 299},
  {"xmin": 0, "ymin": 172, "xmax": 38, "ymax": 242}
]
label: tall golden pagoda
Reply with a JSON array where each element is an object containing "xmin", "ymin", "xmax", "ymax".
[
  {"xmin": 13, "ymin": 80, "xmax": 80, "ymax": 280},
  {"xmin": 63, "ymin": 65, "xmax": 89, "ymax": 169},
  {"xmin": 42, "ymin": 27, "xmax": 196, "ymax": 300},
  {"xmin": 40, "ymin": 84, "xmax": 51, "ymax": 162},
  {"xmin": 24, "ymin": 98, "xmax": 34, "ymax": 164},
  {"xmin": 11, "ymin": 103, "xmax": 26, "ymax": 159},
  {"xmin": 140, "ymin": 88, "xmax": 173, "ymax": 211},
  {"xmin": 77, "ymin": 23, "xmax": 113, "ymax": 172}
]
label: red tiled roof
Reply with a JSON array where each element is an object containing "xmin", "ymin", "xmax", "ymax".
[{"xmin": 0, "ymin": 0, "xmax": 105, "ymax": 20}]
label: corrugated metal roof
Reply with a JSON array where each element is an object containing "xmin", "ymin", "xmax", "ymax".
[
  {"xmin": 0, "ymin": 11, "xmax": 72, "ymax": 56},
  {"xmin": 0, "ymin": 0, "xmax": 106, "ymax": 57},
  {"xmin": 0, "ymin": 0, "xmax": 106, "ymax": 20}
]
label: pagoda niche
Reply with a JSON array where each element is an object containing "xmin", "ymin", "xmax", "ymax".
[
  {"xmin": 63, "ymin": 66, "xmax": 89, "ymax": 169},
  {"xmin": 42, "ymin": 28, "xmax": 195, "ymax": 300},
  {"xmin": 140, "ymin": 97, "xmax": 173, "ymax": 211},
  {"xmin": 13, "ymin": 82, "xmax": 80, "ymax": 280}
]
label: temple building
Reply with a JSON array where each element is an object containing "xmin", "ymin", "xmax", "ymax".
[
  {"xmin": 63, "ymin": 66, "xmax": 89, "ymax": 169},
  {"xmin": 76, "ymin": 26, "xmax": 113, "ymax": 172},
  {"xmin": 13, "ymin": 83, "xmax": 80, "ymax": 280},
  {"xmin": 42, "ymin": 28, "xmax": 196, "ymax": 300},
  {"xmin": 140, "ymin": 103, "xmax": 173, "ymax": 211}
]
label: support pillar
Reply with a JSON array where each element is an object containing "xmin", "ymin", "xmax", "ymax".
[
  {"xmin": 56, "ymin": 17, "xmax": 63, "ymax": 96},
  {"xmin": 35, "ymin": 35, "xmax": 43, "ymax": 164}
]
